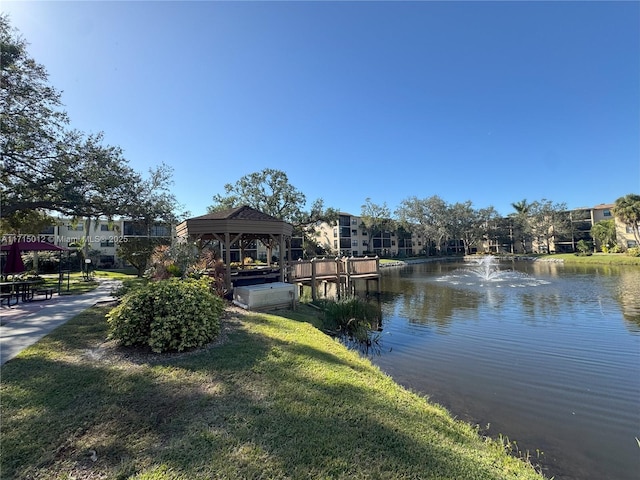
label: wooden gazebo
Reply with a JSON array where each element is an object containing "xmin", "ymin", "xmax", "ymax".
[{"xmin": 175, "ymin": 206, "xmax": 294, "ymax": 291}]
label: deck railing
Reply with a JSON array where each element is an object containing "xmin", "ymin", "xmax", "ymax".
[
  {"xmin": 290, "ymin": 257, "xmax": 342, "ymax": 281},
  {"xmin": 289, "ymin": 257, "xmax": 380, "ymax": 283},
  {"xmin": 346, "ymin": 257, "xmax": 379, "ymax": 276}
]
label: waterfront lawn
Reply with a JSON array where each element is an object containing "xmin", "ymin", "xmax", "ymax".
[
  {"xmin": 1, "ymin": 305, "xmax": 546, "ymax": 480},
  {"xmin": 549, "ymin": 253, "xmax": 640, "ymax": 265}
]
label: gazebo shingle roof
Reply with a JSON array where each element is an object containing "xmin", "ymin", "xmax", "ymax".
[
  {"xmin": 190, "ymin": 206, "xmax": 283, "ymax": 222},
  {"xmin": 175, "ymin": 205, "xmax": 293, "ymax": 240}
]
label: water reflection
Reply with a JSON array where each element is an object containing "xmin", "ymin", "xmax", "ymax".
[
  {"xmin": 373, "ymin": 260, "xmax": 640, "ymax": 480},
  {"xmin": 615, "ymin": 268, "xmax": 640, "ymax": 329}
]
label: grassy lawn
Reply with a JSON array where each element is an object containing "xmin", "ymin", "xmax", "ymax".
[
  {"xmin": 544, "ymin": 253, "xmax": 640, "ymax": 266},
  {"xmin": 36, "ymin": 269, "xmax": 139, "ymax": 295},
  {"xmin": 0, "ymin": 305, "xmax": 546, "ymax": 480},
  {"xmin": 379, "ymin": 254, "xmax": 640, "ymax": 266}
]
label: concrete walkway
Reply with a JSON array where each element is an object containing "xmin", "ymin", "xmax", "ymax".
[{"xmin": 0, "ymin": 279, "xmax": 121, "ymax": 365}]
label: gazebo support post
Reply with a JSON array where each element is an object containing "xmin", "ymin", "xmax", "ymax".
[
  {"xmin": 279, "ymin": 234, "xmax": 286, "ymax": 282},
  {"xmin": 310, "ymin": 257, "xmax": 317, "ymax": 301},
  {"xmin": 224, "ymin": 232, "xmax": 232, "ymax": 293}
]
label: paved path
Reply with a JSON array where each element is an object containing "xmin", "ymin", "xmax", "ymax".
[{"xmin": 0, "ymin": 279, "xmax": 121, "ymax": 365}]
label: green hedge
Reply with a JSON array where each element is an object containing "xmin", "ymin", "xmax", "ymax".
[{"xmin": 107, "ymin": 278, "xmax": 223, "ymax": 353}]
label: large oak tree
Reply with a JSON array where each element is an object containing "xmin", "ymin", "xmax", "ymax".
[
  {"xmin": 1, "ymin": 16, "xmax": 147, "ymax": 223},
  {"xmin": 208, "ymin": 168, "xmax": 338, "ymax": 230},
  {"xmin": 1, "ymin": 15, "xmax": 182, "ymax": 263}
]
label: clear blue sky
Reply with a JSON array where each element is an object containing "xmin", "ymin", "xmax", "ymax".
[{"xmin": 4, "ymin": 1, "xmax": 639, "ymax": 218}]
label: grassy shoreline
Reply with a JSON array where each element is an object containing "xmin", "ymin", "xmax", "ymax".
[
  {"xmin": 380, "ymin": 253, "xmax": 640, "ymax": 266},
  {"xmin": 538, "ymin": 252, "xmax": 640, "ymax": 265},
  {"xmin": 1, "ymin": 304, "xmax": 547, "ymax": 480}
]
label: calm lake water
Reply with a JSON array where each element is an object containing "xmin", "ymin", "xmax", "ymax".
[{"xmin": 369, "ymin": 259, "xmax": 640, "ymax": 480}]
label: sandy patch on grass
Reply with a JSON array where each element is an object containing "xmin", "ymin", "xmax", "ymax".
[{"xmin": 82, "ymin": 305, "xmax": 248, "ymax": 365}]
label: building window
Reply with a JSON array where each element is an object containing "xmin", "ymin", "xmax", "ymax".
[
  {"xmin": 99, "ymin": 255, "xmax": 115, "ymax": 267},
  {"xmin": 351, "ymin": 229, "xmax": 358, "ymax": 236},
  {"xmin": 352, "ymin": 240, "xmax": 358, "ymax": 247},
  {"xmin": 628, "ymin": 240, "xmax": 638, "ymax": 248},
  {"xmin": 351, "ymin": 218, "xmax": 358, "ymax": 225},
  {"xmin": 333, "ymin": 228, "xmax": 337, "ymax": 238},
  {"xmin": 151, "ymin": 225, "xmax": 170, "ymax": 237},
  {"xmin": 68, "ymin": 224, "xmax": 84, "ymax": 231},
  {"xmin": 603, "ymin": 209, "xmax": 611, "ymax": 217},
  {"xmin": 100, "ymin": 240, "xmax": 115, "ymax": 248},
  {"xmin": 100, "ymin": 224, "xmax": 112, "ymax": 231},
  {"xmin": 333, "ymin": 240, "xmax": 338, "ymax": 248}
]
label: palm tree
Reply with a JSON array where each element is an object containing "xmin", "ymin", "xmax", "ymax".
[
  {"xmin": 511, "ymin": 199, "xmax": 530, "ymax": 216},
  {"xmin": 510, "ymin": 199, "xmax": 530, "ymax": 253},
  {"xmin": 613, "ymin": 194, "xmax": 640, "ymax": 246},
  {"xmin": 590, "ymin": 220, "xmax": 617, "ymax": 252}
]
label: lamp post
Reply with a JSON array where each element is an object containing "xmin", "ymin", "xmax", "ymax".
[{"xmin": 84, "ymin": 258, "xmax": 92, "ymax": 280}]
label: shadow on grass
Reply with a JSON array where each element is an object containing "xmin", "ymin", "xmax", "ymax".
[{"xmin": 1, "ymin": 307, "xmax": 544, "ymax": 480}]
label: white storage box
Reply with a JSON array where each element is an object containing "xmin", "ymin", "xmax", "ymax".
[{"xmin": 233, "ymin": 282, "xmax": 298, "ymax": 311}]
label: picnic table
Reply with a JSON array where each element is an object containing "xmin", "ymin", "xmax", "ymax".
[{"xmin": 0, "ymin": 280, "xmax": 48, "ymax": 305}]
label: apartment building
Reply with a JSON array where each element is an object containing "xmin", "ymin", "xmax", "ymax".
[
  {"xmin": 21, "ymin": 218, "xmax": 174, "ymax": 268},
  {"xmin": 313, "ymin": 202, "xmax": 638, "ymax": 258},
  {"xmin": 6, "ymin": 201, "xmax": 634, "ymax": 268},
  {"xmin": 314, "ymin": 213, "xmax": 415, "ymax": 257},
  {"xmin": 591, "ymin": 203, "xmax": 638, "ymax": 249}
]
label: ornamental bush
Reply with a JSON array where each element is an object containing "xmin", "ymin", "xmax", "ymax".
[
  {"xmin": 107, "ymin": 278, "xmax": 223, "ymax": 353},
  {"xmin": 626, "ymin": 246, "xmax": 640, "ymax": 257}
]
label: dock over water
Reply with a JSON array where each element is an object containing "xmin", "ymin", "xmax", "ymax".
[{"xmin": 288, "ymin": 256, "xmax": 380, "ymax": 300}]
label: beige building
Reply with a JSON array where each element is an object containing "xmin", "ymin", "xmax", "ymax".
[
  {"xmin": 8, "ymin": 218, "xmax": 174, "ymax": 268},
  {"xmin": 590, "ymin": 203, "xmax": 638, "ymax": 249},
  {"xmin": 7, "ymin": 201, "xmax": 634, "ymax": 267},
  {"xmin": 313, "ymin": 202, "xmax": 638, "ymax": 258},
  {"xmin": 314, "ymin": 213, "xmax": 418, "ymax": 258}
]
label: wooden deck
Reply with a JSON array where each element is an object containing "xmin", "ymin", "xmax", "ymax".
[{"xmin": 288, "ymin": 257, "xmax": 380, "ymax": 300}]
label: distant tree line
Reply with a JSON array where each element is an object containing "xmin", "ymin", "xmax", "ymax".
[{"xmin": 211, "ymin": 167, "xmax": 639, "ymax": 256}]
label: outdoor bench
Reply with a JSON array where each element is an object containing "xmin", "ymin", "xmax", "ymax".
[
  {"xmin": 1, "ymin": 292, "xmax": 17, "ymax": 306},
  {"xmin": 32, "ymin": 287, "xmax": 55, "ymax": 300}
]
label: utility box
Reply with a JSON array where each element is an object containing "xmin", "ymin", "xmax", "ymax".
[{"xmin": 233, "ymin": 282, "xmax": 298, "ymax": 311}]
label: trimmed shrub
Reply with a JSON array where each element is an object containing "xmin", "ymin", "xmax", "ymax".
[
  {"xmin": 107, "ymin": 278, "xmax": 223, "ymax": 353},
  {"xmin": 626, "ymin": 247, "xmax": 640, "ymax": 257},
  {"xmin": 576, "ymin": 239, "xmax": 592, "ymax": 255}
]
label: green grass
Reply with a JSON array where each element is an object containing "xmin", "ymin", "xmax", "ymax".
[
  {"xmin": 543, "ymin": 252, "xmax": 640, "ymax": 265},
  {"xmin": 379, "ymin": 257, "xmax": 424, "ymax": 264},
  {"xmin": 1, "ymin": 305, "xmax": 547, "ymax": 480},
  {"xmin": 37, "ymin": 272, "xmax": 99, "ymax": 295},
  {"xmin": 94, "ymin": 268, "xmax": 139, "ymax": 278},
  {"xmin": 36, "ymin": 269, "xmax": 139, "ymax": 295},
  {"xmin": 380, "ymin": 254, "xmax": 640, "ymax": 266}
]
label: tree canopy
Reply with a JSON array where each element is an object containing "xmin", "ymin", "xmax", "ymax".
[
  {"xmin": 613, "ymin": 194, "xmax": 640, "ymax": 246},
  {"xmin": 1, "ymin": 15, "xmax": 181, "ymax": 233},
  {"xmin": 208, "ymin": 168, "xmax": 337, "ymax": 230},
  {"xmin": 396, "ymin": 195, "xmax": 453, "ymax": 254},
  {"xmin": 590, "ymin": 220, "xmax": 617, "ymax": 251},
  {"xmin": 360, "ymin": 198, "xmax": 394, "ymax": 252},
  {"xmin": 525, "ymin": 199, "xmax": 569, "ymax": 254}
]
